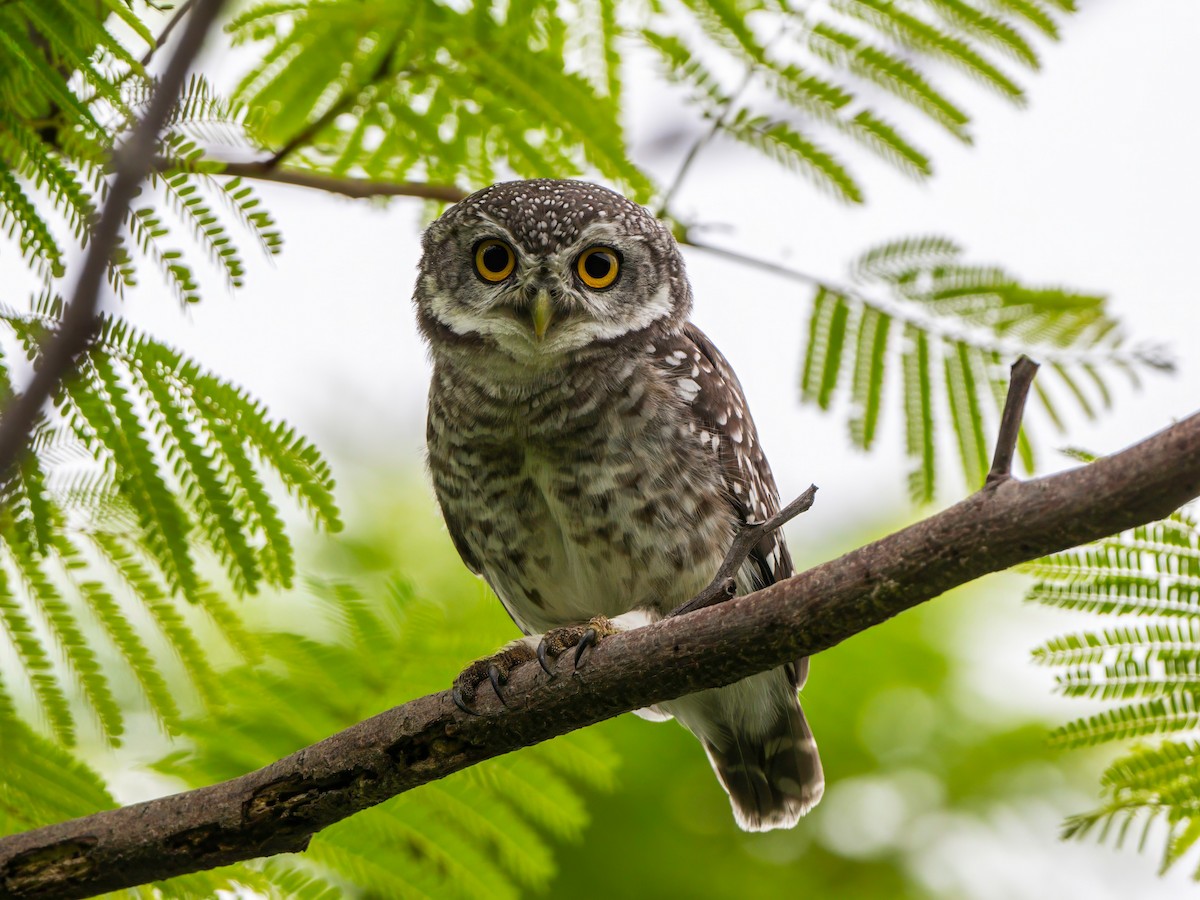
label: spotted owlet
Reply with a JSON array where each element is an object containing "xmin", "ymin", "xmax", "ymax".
[{"xmin": 415, "ymin": 179, "xmax": 823, "ymax": 831}]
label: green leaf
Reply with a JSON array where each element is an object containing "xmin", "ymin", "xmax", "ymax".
[
  {"xmin": 942, "ymin": 340, "xmax": 989, "ymax": 489},
  {"xmin": 1026, "ymin": 508, "xmax": 1200, "ymax": 874},
  {"xmin": 801, "ymin": 288, "xmax": 833, "ymax": 403},
  {"xmin": 808, "ymin": 22, "xmax": 972, "ymax": 140},
  {"xmin": 722, "ymin": 110, "xmax": 863, "ymax": 203},
  {"xmin": 924, "ymin": 0, "xmax": 1040, "ymax": 67},
  {"xmin": 838, "ymin": 0, "xmax": 1027, "ymax": 101},
  {"xmin": 902, "ymin": 324, "xmax": 935, "ymax": 503},
  {"xmin": 988, "ymin": 0, "xmax": 1063, "ymax": 39},
  {"xmin": 803, "ymin": 236, "xmax": 1153, "ymax": 495},
  {"xmin": 848, "ymin": 307, "xmax": 891, "ymax": 449},
  {"xmin": 0, "ymin": 564, "xmax": 74, "ymax": 744}
]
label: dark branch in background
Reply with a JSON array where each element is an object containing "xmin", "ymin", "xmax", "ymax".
[
  {"xmin": 0, "ymin": 0, "xmax": 228, "ymax": 483},
  {"xmin": 986, "ymin": 356, "xmax": 1039, "ymax": 486},
  {"xmin": 3, "ymin": 365, "xmax": 1200, "ymax": 898},
  {"xmin": 140, "ymin": 0, "xmax": 198, "ymax": 67},
  {"xmin": 671, "ymin": 484, "xmax": 818, "ymax": 617},
  {"xmin": 655, "ymin": 25, "xmax": 790, "ymax": 217},
  {"xmin": 184, "ymin": 160, "xmax": 471, "ymax": 203},
  {"xmin": 261, "ymin": 50, "xmax": 398, "ymax": 169}
]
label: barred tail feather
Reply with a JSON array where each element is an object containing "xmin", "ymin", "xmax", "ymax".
[{"xmin": 702, "ymin": 698, "xmax": 824, "ymax": 832}]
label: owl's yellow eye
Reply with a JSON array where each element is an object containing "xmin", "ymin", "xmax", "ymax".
[
  {"xmin": 576, "ymin": 246, "xmax": 620, "ymax": 289},
  {"xmin": 475, "ymin": 239, "xmax": 515, "ymax": 282}
]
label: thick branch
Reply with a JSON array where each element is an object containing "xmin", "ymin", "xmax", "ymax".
[
  {"xmin": 2, "ymin": 408, "xmax": 1199, "ymax": 898},
  {"xmin": 0, "ymin": 0, "xmax": 227, "ymax": 483}
]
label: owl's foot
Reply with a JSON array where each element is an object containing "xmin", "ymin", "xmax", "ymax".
[
  {"xmin": 451, "ymin": 642, "xmax": 537, "ymax": 715},
  {"xmin": 536, "ymin": 616, "xmax": 618, "ymax": 677}
]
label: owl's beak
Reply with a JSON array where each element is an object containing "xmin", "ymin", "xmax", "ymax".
[{"xmin": 531, "ymin": 289, "xmax": 554, "ymax": 341}]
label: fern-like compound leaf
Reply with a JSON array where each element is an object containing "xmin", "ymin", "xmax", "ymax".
[
  {"xmin": 1028, "ymin": 507, "xmax": 1200, "ymax": 874},
  {"xmin": 797, "ymin": 236, "xmax": 1165, "ymax": 501},
  {"xmin": 0, "ymin": 304, "xmax": 341, "ymax": 745}
]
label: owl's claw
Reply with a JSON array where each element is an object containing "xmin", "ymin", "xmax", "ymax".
[
  {"xmin": 536, "ymin": 616, "xmax": 616, "ymax": 675},
  {"xmin": 574, "ymin": 627, "xmax": 599, "ymax": 666},
  {"xmin": 452, "ymin": 686, "xmax": 482, "ymax": 717},
  {"xmin": 487, "ymin": 664, "xmax": 509, "ymax": 707},
  {"xmin": 451, "ymin": 643, "xmax": 536, "ymax": 714}
]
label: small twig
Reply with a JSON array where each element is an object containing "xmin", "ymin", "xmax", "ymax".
[
  {"xmin": 686, "ymin": 238, "xmax": 825, "ymax": 286},
  {"xmin": 671, "ymin": 484, "xmax": 818, "ymax": 618},
  {"xmin": 0, "ymin": 0, "xmax": 228, "ymax": 484},
  {"xmin": 655, "ymin": 25, "xmax": 791, "ymax": 218},
  {"xmin": 141, "ymin": 0, "xmax": 199, "ymax": 67},
  {"xmin": 986, "ymin": 355, "xmax": 1040, "ymax": 487},
  {"xmin": 655, "ymin": 115, "xmax": 729, "ymax": 219},
  {"xmin": 262, "ymin": 105, "xmax": 343, "ymax": 171},
  {"xmin": 173, "ymin": 158, "xmax": 469, "ymax": 202},
  {"xmin": 261, "ymin": 49, "xmax": 400, "ymax": 171}
]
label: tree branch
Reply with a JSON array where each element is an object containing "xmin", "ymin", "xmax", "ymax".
[
  {"xmin": 2, "ymin": 402, "xmax": 1199, "ymax": 898},
  {"xmin": 140, "ymin": 0, "xmax": 198, "ymax": 67},
  {"xmin": 182, "ymin": 159, "xmax": 470, "ymax": 203},
  {"xmin": 0, "ymin": 0, "xmax": 228, "ymax": 484}
]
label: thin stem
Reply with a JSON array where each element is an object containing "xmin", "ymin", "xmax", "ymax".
[
  {"xmin": 165, "ymin": 158, "xmax": 468, "ymax": 202},
  {"xmin": 656, "ymin": 25, "xmax": 790, "ymax": 217},
  {"xmin": 986, "ymin": 355, "xmax": 1039, "ymax": 486},
  {"xmin": 671, "ymin": 484, "xmax": 818, "ymax": 617},
  {"xmin": 141, "ymin": 0, "xmax": 198, "ymax": 67},
  {"xmin": 686, "ymin": 237, "xmax": 824, "ymax": 286},
  {"xmin": 262, "ymin": 44, "xmax": 406, "ymax": 170}
]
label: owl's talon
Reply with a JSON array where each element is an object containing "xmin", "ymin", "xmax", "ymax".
[
  {"xmin": 535, "ymin": 616, "xmax": 617, "ymax": 674},
  {"xmin": 574, "ymin": 627, "xmax": 599, "ymax": 668},
  {"xmin": 536, "ymin": 639, "xmax": 555, "ymax": 677},
  {"xmin": 452, "ymin": 687, "xmax": 481, "ymax": 717},
  {"xmin": 451, "ymin": 643, "xmax": 537, "ymax": 714},
  {"xmin": 487, "ymin": 664, "xmax": 509, "ymax": 705}
]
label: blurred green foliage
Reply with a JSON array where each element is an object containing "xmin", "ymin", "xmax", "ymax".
[
  {"xmin": 312, "ymin": 477, "xmax": 1105, "ymax": 898},
  {"xmin": 546, "ymin": 600, "xmax": 1074, "ymax": 896},
  {"xmin": 0, "ymin": 461, "xmax": 1158, "ymax": 898}
]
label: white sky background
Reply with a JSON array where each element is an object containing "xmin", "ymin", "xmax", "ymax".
[{"xmin": 4, "ymin": 1, "xmax": 1200, "ymax": 895}]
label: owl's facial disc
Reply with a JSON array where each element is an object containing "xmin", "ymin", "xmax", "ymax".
[
  {"xmin": 430, "ymin": 227, "xmax": 659, "ymax": 357},
  {"xmin": 416, "ymin": 179, "xmax": 692, "ymax": 363}
]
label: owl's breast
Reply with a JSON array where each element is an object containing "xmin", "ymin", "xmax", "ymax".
[{"xmin": 428, "ymin": 361, "xmax": 734, "ymax": 635}]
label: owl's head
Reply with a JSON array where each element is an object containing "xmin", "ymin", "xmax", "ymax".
[{"xmin": 414, "ymin": 180, "xmax": 692, "ymax": 363}]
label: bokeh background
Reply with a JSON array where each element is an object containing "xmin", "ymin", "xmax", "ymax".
[{"xmin": 4, "ymin": 2, "xmax": 1199, "ymax": 896}]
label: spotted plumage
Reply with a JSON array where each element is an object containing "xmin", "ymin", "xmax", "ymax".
[{"xmin": 416, "ymin": 179, "xmax": 823, "ymax": 830}]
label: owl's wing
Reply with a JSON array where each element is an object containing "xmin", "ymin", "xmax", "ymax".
[
  {"xmin": 658, "ymin": 323, "xmax": 806, "ymax": 688},
  {"xmin": 440, "ymin": 504, "xmax": 482, "ymax": 576},
  {"xmin": 665, "ymin": 323, "xmax": 796, "ymax": 587},
  {"xmin": 426, "ymin": 405, "xmax": 482, "ymax": 577}
]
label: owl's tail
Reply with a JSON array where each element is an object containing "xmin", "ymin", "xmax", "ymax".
[{"xmin": 701, "ymin": 696, "xmax": 824, "ymax": 832}]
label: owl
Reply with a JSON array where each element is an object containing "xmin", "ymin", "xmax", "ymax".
[{"xmin": 415, "ymin": 179, "xmax": 823, "ymax": 831}]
